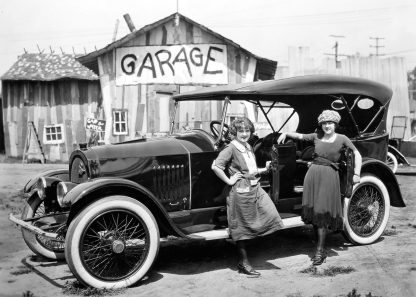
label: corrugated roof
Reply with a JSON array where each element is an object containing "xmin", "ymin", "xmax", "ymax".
[
  {"xmin": 78, "ymin": 13, "xmax": 277, "ymax": 79},
  {"xmin": 1, "ymin": 53, "xmax": 99, "ymax": 81}
]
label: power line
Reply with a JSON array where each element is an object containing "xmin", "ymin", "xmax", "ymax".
[
  {"xmin": 202, "ymin": 3, "xmax": 414, "ymax": 23},
  {"xmin": 385, "ymin": 48, "xmax": 416, "ymax": 55}
]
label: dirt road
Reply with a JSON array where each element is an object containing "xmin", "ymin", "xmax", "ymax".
[{"xmin": 0, "ymin": 163, "xmax": 415, "ymax": 297}]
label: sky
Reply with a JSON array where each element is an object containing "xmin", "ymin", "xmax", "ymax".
[{"xmin": 1, "ymin": 0, "xmax": 416, "ymax": 79}]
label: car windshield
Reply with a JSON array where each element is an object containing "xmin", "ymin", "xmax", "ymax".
[
  {"xmin": 171, "ymin": 99, "xmax": 300, "ymax": 138},
  {"xmin": 172, "ymin": 92, "xmax": 384, "ymax": 139}
]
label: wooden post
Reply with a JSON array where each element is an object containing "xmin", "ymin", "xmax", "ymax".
[
  {"xmin": 112, "ymin": 19, "xmax": 120, "ymax": 41},
  {"xmin": 123, "ymin": 14, "xmax": 136, "ymax": 32}
]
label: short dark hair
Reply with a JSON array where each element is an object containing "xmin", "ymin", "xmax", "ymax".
[{"xmin": 229, "ymin": 117, "xmax": 255, "ymax": 136}]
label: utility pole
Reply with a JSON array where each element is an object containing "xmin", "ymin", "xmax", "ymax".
[
  {"xmin": 112, "ymin": 19, "xmax": 120, "ymax": 42},
  {"xmin": 369, "ymin": 37, "xmax": 385, "ymax": 56},
  {"xmin": 325, "ymin": 35, "xmax": 347, "ymax": 69}
]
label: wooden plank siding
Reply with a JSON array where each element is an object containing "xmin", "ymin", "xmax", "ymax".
[
  {"xmin": 1, "ymin": 80, "xmax": 101, "ymax": 161},
  {"xmin": 91, "ymin": 17, "xmax": 260, "ymax": 143}
]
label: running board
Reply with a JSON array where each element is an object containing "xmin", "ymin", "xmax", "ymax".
[{"xmin": 188, "ymin": 216, "xmax": 305, "ymax": 240}]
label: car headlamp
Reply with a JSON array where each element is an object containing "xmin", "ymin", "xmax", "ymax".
[
  {"xmin": 56, "ymin": 182, "xmax": 76, "ymax": 208},
  {"xmin": 36, "ymin": 177, "xmax": 47, "ymax": 199},
  {"xmin": 56, "ymin": 182, "xmax": 67, "ymax": 207}
]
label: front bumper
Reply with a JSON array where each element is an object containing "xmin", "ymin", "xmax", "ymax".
[{"xmin": 9, "ymin": 213, "xmax": 59, "ymax": 240}]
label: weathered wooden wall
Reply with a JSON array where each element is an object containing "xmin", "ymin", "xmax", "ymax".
[
  {"xmin": 97, "ymin": 17, "xmax": 258, "ymax": 143},
  {"xmin": 0, "ymin": 97, "xmax": 4, "ymax": 154},
  {"xmin": 1, "ymin": 80, "xmax": 101, "ymax": 161}
]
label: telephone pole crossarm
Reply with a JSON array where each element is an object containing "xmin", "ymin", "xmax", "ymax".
[
  {"xmin": 369, "ymin": 37, "xmax": 385, "ymax": 56},
  {"xmin": 328, "ymin": 35, "xmax": 346, "ymax": 68}
]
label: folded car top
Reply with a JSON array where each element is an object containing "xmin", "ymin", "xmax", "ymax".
[{"xmin": 173, "ymin": 74, "xmax": 393, "ymax": 105}]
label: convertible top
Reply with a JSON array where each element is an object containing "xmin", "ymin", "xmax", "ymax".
[{"xmin": 173, "ymin": 75, "xmax": 393, "ymax": 105}]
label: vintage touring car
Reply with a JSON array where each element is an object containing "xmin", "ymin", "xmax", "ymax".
[{"xmin": 9, "ymin": 75, "xmax": 404, "ymax": 288}]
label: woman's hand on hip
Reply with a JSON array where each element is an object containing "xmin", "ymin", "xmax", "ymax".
[{"xmin": 229, "ymin": 173, "xmax": 243, "ymax": 185}]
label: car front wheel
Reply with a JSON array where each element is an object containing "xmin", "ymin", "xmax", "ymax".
[
  {"xmin": 65, "ymin": 196, "xmax": 160, "ymax": 289},
  {"xmin": 21, "ymin": 195, "xmax": 65, "ymax": 260},
  {"xmin": 343, "ymin": 174, "xmax": 390, "ymax": 245}
]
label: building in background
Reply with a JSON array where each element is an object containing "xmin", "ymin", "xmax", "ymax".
[
  {"xmin": 78, "ymin": 12, "xmax": 277, "ymax": 144},
  {"xmin": 0, "ymin": 92, "xmax": 4, "ymax": 154},
  {"xmin": 1, "ymin": 53, "xmax": 101, "ymax": 161}
]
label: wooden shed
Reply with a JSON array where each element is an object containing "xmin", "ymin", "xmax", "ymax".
[
  {"xmin": 78, "ymin": 13, "xmax": 277, "ymax": 143},
  {"xmin": 1, "ymin": 53, "xmax": 101, "ymax": 161}
]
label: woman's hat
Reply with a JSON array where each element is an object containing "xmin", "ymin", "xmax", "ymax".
[{"xmin": 318, "ymin": 110, "xmax": 341, "ymax": 125}]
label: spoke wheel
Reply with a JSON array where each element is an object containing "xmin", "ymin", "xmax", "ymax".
[
  {"xmin": 81, "ymin": 209, "xmax": 150, "ymax": 281},
  {"xmin": 65, "ymin": 196, "xmax": 159, "ymax": 289},
  {"xmin": 386, "ymin": 152, "xmax": 398, "ymax": 173},
  {"xmin": 21, "ymin": 195, "xmax": 65, "ymax": 259},
  {"xmin": 343, "ymin": 175, "xmax": 390, "ymax": 245}
]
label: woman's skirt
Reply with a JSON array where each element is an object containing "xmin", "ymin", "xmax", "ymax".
[
  {"xmin": 227, "ymin": 182, "xmax": 284, "ymax": 241},
  {"xmin": 301, "ymin": 164, "xmax": 344, "ymax": 231}
]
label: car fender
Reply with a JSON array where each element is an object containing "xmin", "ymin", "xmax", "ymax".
[
  {"xmin": 361, "ymin": 158, "xmax": 405, "ymax": 207},
  {"xmin": 23, "ymin": 168, "xmax": 69, "ymax": 196},
  {"xmin": 388, "ymin": 145, "xmax": 411, "ymax": 165},
  {"xmin": 63, "ymin": 178, "xmax": 189, "ymax": 238}
]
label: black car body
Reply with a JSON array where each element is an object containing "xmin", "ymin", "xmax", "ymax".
[{"xmin": 10, "ymin": 74, "xmax": 404, "ymax": 289}]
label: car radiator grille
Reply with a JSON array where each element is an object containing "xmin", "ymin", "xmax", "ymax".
[{"xmin": 152, "ymin": 164, "xmax": 189, "ymax": 202}]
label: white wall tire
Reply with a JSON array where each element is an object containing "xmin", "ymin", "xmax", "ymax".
[
  {"xmin": 21, "ymin": 195, "xmax": 65, "ymax": 260},
  {"xmin": 65, "ymin": 196, "xmax": 159, "ymax": 289},
  {"xmin": 343, "ymin": 175, "xmax": 390, "ymax": 245},
  {"xmin": 386, "ymin": 152, "xmax": 398, "ymax": 173}
]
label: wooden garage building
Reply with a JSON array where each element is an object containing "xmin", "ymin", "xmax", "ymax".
[
  {"xmin": 1, "ymin": 53, "xmax": 101, "ymax": 161},
  {"xmin": 78, "ymin": 12, "xmax": 277, "ymax": 144}
]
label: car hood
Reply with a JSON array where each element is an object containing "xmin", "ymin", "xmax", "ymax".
[{"xmin": 70, "ymin": 131, "xmax": 215, "ymax": 180}]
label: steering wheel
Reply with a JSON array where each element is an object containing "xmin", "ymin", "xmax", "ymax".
[{"xmin": 210, "ymin": 120, "xmax": 230, "ymax": 142}]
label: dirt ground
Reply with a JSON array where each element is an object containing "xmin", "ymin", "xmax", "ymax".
[{"xmin": 0, "ymin": 162, "xmax": 415, "ymax": 297}]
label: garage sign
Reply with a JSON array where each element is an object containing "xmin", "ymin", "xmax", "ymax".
[
  {"xmin": 115, "ymin": 44, "xmax": 228, "ymax": 85},
  {"xmin": 86, "ymin": 118, "xmax": 106, "ymax": 132}
]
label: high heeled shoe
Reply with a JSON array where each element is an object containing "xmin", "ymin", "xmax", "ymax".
[
  {"xmin": 237, "ymin": 263, "xmax": 261, "ymax": 276},
  {"xmin": 312, "ymin": 250, "xmax": 327, "ymax": 266}
]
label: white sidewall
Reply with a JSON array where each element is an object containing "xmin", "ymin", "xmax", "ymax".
[
  {"xmin": 21, "ymin": 197, "xmax": 65, "ymax": 260},
  {"xmin": 65, "ymin": 196, "xmax": 159, "ymax": 289},
  {"xmin": 343, "ymin": 175, "xmax": 390, "ymax": 245},
  {"xmin": 387, "ymin": 152, "xmax": 398, "ymax": 173}
]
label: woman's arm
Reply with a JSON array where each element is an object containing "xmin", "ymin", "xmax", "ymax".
[
  {"xmin": 257, "ymin": 161, "xmax": 271, "ymax": 174},
  {"xmin": 353, "ymin": 149, "xmax": 362, "ymax": 184},
  {"xmin": 211, "ymin": 163, "xmax": 243, "ymax": 185},
  {"xmin": 277, "ymin": 132, "xmax": 304, "ymax": 144}
]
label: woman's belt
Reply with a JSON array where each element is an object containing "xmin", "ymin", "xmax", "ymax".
[
  {"xmin": 312, "ymin": 156, "xmax": 339, "ymax": 171},
  {"xmin": 241, "ymin": 173, "xmax": 260, "ymax": 186}
]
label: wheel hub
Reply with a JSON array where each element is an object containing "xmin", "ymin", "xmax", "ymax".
[{"xmin": 112, "ymin": 239, "xmax": 125, "ymax": 254}]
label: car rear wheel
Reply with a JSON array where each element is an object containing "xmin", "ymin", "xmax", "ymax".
[
  {"xmin": 386, "ymin": 152, "xmax": 398, "ymax": 173},
  {"xmin": 343, "ymin": 174, "xmax": 390, "ymax": 245},
  {"xmin": 21, "ymin": 195, "xmax": 65, "ymax": 260},
  {"xmin": 65, "ymin": 196, "xmax": 159, "ymax": 289}
]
